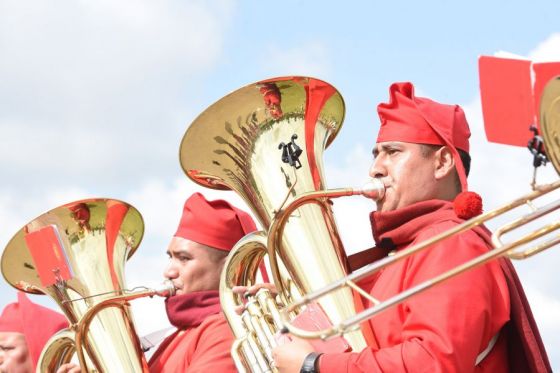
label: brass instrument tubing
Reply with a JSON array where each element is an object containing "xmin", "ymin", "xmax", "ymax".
[
  {"xmin": 234, "ymin": 334, "xmax": 268, "ymax": 373},
  {"xmin": 219, "ymin": 232, "xmax": 271, "ymax": 372},
  {"xmin": 511, "ymin": 234, "xmax": 560, "ymax": 259},
  {"xmin": 274, "ymin": 171, "xmax": 299, "ymax": 217},
  {"xmin": 250, "ymin": 299, "xmax": 278, "ymax": 349},
  {"xmin": 257, "ymin": 318, "xmax": 277, "ymax": 350},
  {"xmin": 62, "ymin": 286, "xmax": 166, "ymax": 304},
  {"xmin": 286, "ymin": 179, "xmax": 560, "ymax": 315},
  {"xmin": 243, "ymin": 304, "xmax": 275, "ymax": 362},
  {"xmin": 256, "ymin": 289, "xmax": 283, "ymax": 329},
  {"xmin": 231, "ymin": 339, "xmax": 248, "ymax": 373},
  {"xmin": 246, "ymin": 333, "xmax": 272, "ymax": 373},
  {"xmin": 340, "ymin": 219, "xmax": 560, "ymax": 332},
  {"xmin": 492, "ymin": 197, "xmax": 560, "ymax": 248},
  {"xmin": 280, "ymin": 179, "xmax": 560, "ymax": 339},
  {"xmin": 267, "ymin": 187, "xmax": 373, "ymax": 297},
  {"xmin": 346, "ymin": 280, "xmax": 380, "ymax": 305},
  {"xmin": 75, "ymin": 285, "xmax": 174, "ymax": 371}
]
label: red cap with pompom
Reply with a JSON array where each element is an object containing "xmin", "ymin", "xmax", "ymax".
[{"xmin": 377, "ymin": 82, "xmax": 471, "ymax": 192}]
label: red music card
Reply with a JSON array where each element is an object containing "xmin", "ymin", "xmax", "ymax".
[
  {"xmin": 479, "ymin": 55, "xmax": 560, "ymax": 147},
  {"xmin": 24, "ymin": 225, "xmax": 73, "ymax": 287}
]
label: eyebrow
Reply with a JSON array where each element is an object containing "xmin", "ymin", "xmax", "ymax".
[
  {"xmin": 372, "ymin": 143, "xmax": 401, "ymax": 157},
  {"xmin": 168, "ymin": 247, "xmax": 192, "ymax": 257}
]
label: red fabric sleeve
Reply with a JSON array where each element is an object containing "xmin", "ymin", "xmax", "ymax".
[
  {"xmin": 319, "ymin": 224, "xmax": 510, "ymax": 373},
  {"xmin": 186, "ymin": 314, "xmax": 237, "ymax": 373}
]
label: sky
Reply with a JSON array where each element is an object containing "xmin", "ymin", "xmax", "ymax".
[{"xmin": 1, "ymin": 0, "xmax": 559, "ymax": 368}]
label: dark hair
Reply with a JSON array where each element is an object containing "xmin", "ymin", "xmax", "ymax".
[
  {"xmin": 203, "ymin": 243, "xmax": 229, "ymax": 263},
  {"xmin": 420, "ymin": 144, "xmax": 471, "ymax": 191}
]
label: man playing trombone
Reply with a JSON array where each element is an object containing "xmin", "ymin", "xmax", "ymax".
[{"xmin": 271, "ymin": 82, "xmax": 551, "ymax": 372}]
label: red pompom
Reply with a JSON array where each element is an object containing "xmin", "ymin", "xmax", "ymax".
[{"xmin": 453, "ymin": 191, "xmax": 483, "ymax": 219}]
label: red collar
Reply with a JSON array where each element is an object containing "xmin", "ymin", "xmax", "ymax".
[
  {"xmin": 165, "ymin": 290, "xmax": 221, "ymax": 329},
  {"xmin": 370, "ymin": 200, "xmax": 459, "ymax": 250}
]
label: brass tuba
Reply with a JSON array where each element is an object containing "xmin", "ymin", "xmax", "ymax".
[
  {"xmin": 1, "ymin": 198, "xmax": 175, "ymax": 372},
  {"xmin": 179, "ymin": 77, "xmax": 384, "ymax": 372}
]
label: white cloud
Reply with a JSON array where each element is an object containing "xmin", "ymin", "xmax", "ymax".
[
  {"xmin": 0, "ymin": 0, "xmax": 232, "ymax": 98},
  {"xmin": 0, "ymin": 0, "xmax": 235, "ymax": 190},
  {"xmin": 529, "ymin": 33, "xmax": 560, "ymax": 62},
  {"xmin": 0, "ymin": 0, "xmax": 240, "ymax": 334}
]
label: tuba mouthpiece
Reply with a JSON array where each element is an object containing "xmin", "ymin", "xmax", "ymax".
[
  {"xmin": 152, "ymin": 280, "xmax": 177, "ymax": 298},
  {"xmin": 359, "ymin": 178, "xmax": 386, "ymax": 200}
]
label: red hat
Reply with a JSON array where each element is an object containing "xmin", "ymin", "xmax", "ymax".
[
  {"xmin": 174, "ymin": 192, "xmax": 257, "ymax": 251},
  {"xmin": 377, "ymin": 82, "xmax": 471, "ymax": 191},
  {"xmin": 0, "ymin": 292, "xmax": 68, "ymax": 369}
]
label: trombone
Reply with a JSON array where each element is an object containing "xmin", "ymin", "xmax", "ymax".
[{"xmin": 279, "ymin": 75, "xmax": 560, "ymax": 341}]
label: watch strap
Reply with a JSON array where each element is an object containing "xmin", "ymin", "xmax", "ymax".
[{"xmin": 300, "ymin": 352, "xmax": 323, "ymax": 373}]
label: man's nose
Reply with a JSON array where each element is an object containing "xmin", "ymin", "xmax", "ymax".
[
  {"xmin": 369, "ymin": 158, "xmax": 385, "ymax": 179},
  {"xmin": 164, "ymin": 263, "xmax": 178, "ymax": 280}
]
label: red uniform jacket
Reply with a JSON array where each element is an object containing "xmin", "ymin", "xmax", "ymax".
[
  {"xmin": 148, "ymin": 312, "xmax": 236, "ymax": 373},
  {"xmin": 319, "ymin": 200, "xmax": 550, "ymax": 373},
  {"xmin": 148, "ymin": 292, "xmax": 236, "ymax": 373}
]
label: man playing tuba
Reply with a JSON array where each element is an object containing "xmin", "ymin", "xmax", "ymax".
[
  {"xmin": 271, "ymin": 82, "xmax": 551, "ymax": 373},
  {"xmin": 58, "ymin": 192, "xmax": 256, "ymax": 373}
]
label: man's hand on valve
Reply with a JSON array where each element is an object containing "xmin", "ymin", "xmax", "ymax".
[{"xmin": 231, "ymin": 283, "xmax": 278, "ymax": 314}]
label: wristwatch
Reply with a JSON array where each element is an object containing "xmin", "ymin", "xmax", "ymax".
[{"xmin": 300, "ymin": 352, "xmax": 323, "ymax": 373}]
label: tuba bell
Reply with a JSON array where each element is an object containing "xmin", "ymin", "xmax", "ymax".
[
  {"xmin": 1, "ymin": 198, "xmax": 175, "ymax": 372},
  {"xmin": 179, "ymin": 76, "xmax": 384, "ymax": 372}
]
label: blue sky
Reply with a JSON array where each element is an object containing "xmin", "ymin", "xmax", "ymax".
[{"xmin": 1, "ymin": 0, "xmax": 559, "ymax": 369}]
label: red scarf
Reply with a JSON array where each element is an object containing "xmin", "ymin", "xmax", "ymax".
[
  {"xmin": 165, "ymin": 290, "xmax": 221, "ymax": 329},
  {"xmin": 370, "ymin": 199, "xmax": 456, "ymax": 249},
  {"xmin": 369, "ymin": 200, "xmax": 551, "ymax": 373}
]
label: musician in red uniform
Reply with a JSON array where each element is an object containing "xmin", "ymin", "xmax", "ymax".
[
  {"xmin": 0, "ymin": 292, "xmax": 68, "ymax": 373},
  {"xmin": 272, "ymin": 82, "xmax": 551, "ymax": 372},
  {"xmin": 147, "ymin": 192, "xmax": 256, "ymax": 373},
  {"xmin": 57, "ymin": 192, "xmax": 256, "ymax": 373}
]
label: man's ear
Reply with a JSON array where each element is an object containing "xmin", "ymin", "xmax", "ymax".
[{"xmin": 434, "ymin": 146, "xmax": 455, "ymax": 180}]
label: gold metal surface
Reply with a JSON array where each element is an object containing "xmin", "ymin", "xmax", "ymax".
[
  {"xmin": 180, "ymin": 76, "xmax": 376, "ymax": 372},
  {"xmin": 1, "ymin": 199, "xmax": 170, "ymax": 373},
  {"xmin": 280, "ymin": 75, "xmax": 560, "ymax": 341},
  {"xmin": 540, "ymin": 75, "xmax": 560, "ymax": 174}
]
